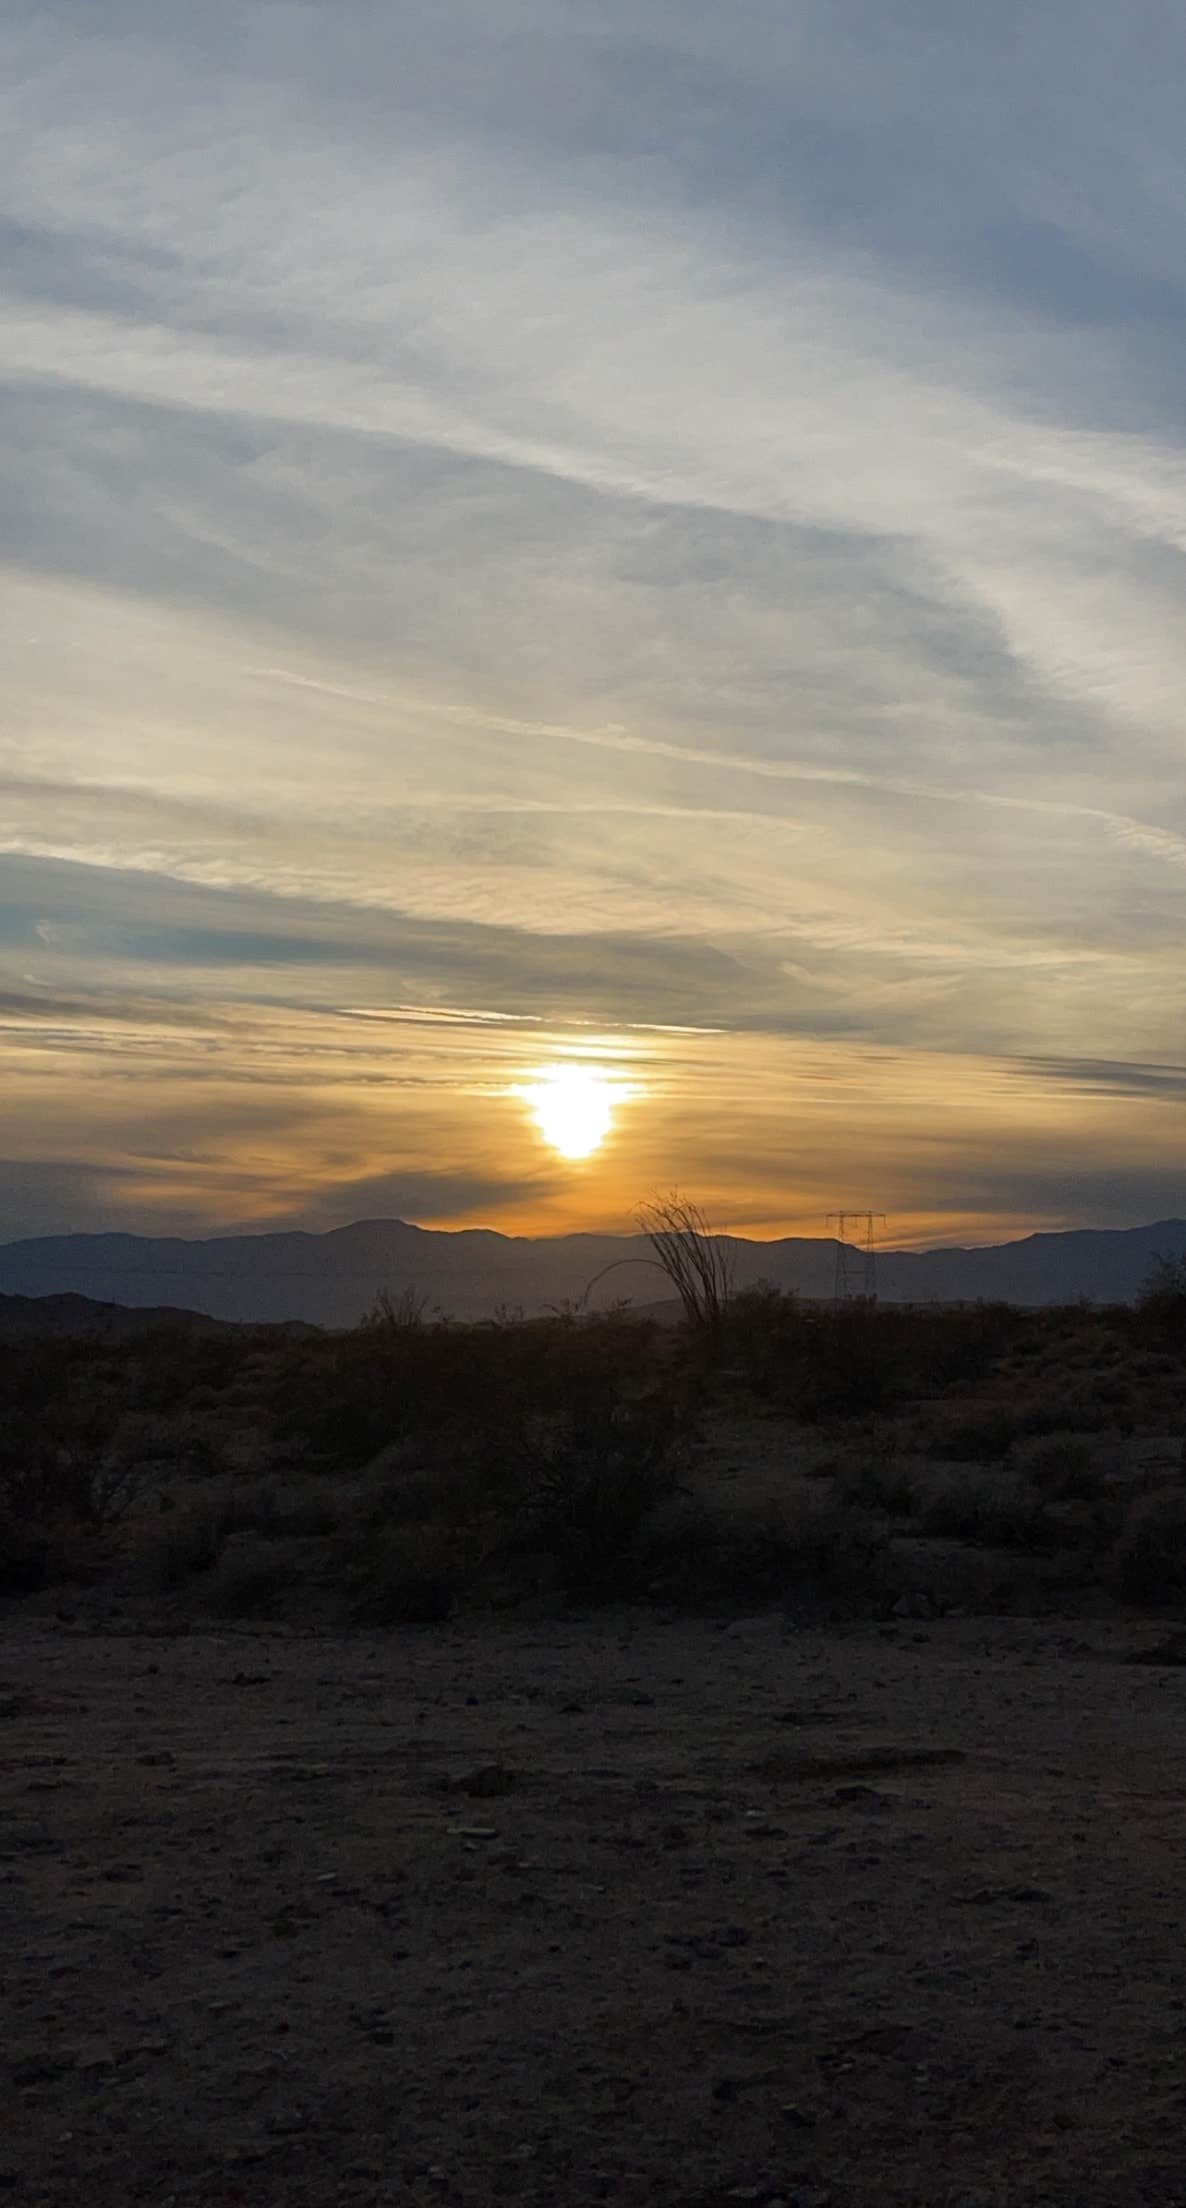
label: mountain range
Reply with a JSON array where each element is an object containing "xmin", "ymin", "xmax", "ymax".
[{"xmin": 0, "ymin": 1215, "xmax": 1183, "ymax": 1327}]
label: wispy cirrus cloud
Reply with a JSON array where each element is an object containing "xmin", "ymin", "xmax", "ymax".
[{"xmin": 3, "ymin": 3, "xmax": 1186, "ymax": 1239}]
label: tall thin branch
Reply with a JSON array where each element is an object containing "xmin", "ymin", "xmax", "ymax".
[{"xmin": 635, "ymin": 1192, "xmax": 733, "ymax": 1337}]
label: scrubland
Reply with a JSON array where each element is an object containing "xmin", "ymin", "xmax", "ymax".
[{"xmin": 4, "ymin": 1276, "xmax": 1186, "ymax": 1626}]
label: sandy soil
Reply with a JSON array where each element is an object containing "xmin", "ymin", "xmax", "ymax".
[{"xmin": 6, "ymin": 1610, "xmax": 1186, "ymax": 2208}]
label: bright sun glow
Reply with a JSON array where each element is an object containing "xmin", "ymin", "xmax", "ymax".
[{"xmin": 521, "ymin": 1065, "xmax": 618, "ymax": 1160}]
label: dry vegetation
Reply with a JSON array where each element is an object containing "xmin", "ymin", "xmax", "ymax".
[{"xmin": 4, "ymin": 1260, "xmax": 1186, "ymax": 1629}]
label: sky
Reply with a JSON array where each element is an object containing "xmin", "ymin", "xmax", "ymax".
[{"xmin": 4, "ymin": 0, "xmax": 1186, "ymax": 1247}]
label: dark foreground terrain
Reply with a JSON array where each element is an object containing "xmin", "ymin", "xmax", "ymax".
[{"xmin": 8, "ymin": 1609, "xmax": 1186, "ymax": 2208}]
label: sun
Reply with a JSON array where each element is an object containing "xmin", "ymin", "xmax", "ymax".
[{"xmin": 521, "ymin": 1065, "xmax": 618, "ymax": 1161}]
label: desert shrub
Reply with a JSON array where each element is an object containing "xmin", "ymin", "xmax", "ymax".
[
  {"xmin": 517, "ymin": 1386, "xmax": 686, "ymax": 1601},
  {"xmin": 220, "ymin": 1477, "xmax": 344, "ymax": 1539},
  {"xmin": 1128, "ymin": 1350, "xmax": 1180, "ymax": 1380},
  {"xmin": 139, "ymin": 1475, "xmax": 341, "ymax": 1591},
  {"xmin": 1037, "ymin": 1387, "xmax": 1133, "ymax": 1438},
  {"xmin": 272, "ymin": 1484, "xmax": 344, "ymax": 1537},
  {"xmin": 797, "ymin": 1304, "xmax": 900, "ymax": 1418},
  {"xmin": 832, "ymin": 1436, "xmax": 921, "ymax": 1518},
  {"xmin": 1090, "ymin": 1373, "xmax": 1135, "ymax": 1411},
  {"xmin": 1011, "ymin": 1431, "xmax": 1107, "ymax": 1501},
  {"xmin": 1135, "ymin": 1254, "xmax": 1186, "ymax": 1353},
  {"xmin": 900, "ymin": 1302, "xmax": 1024, "ymax": 1392},
  {"xmin": 268, "ymin": 1312, "xmax": 530, "ymax": 1467},
  {"xmin": 637, "ymin": 1488, "xmax": 889, "ymax": 1614},
  {"xmin": 637, "ymin": 1493, "xmax": 802, "ymax": 1606},
  {"xmin": 125, "ymin": 1330, "xmax": 251, "ymax": 1418},
  {"xmin": 269, "ymin": 1332, "xmax": 440, "ymax": 1465},
  {"xmin": 720, "ymin": 1294, "xmax": 1026, "ymax": 1414},
  {"xmin": 918, "ymin": 1473, "xmax": 1052, "ymax": 1550},
  {"xmin": 722, "ymin": 1301, "xmax": 902, "ymax": 1419},
  {"xmin": 360, "ymin": 1286, "xmax": 435, "ymax": 1335},
  {"xmin": 0, "ymin": 1512, "xmax": 94, "ymax": 1595},
  {"xmin": 780, "ymin": 1489, "xmax": 893, "ymax": 1609},
  {"xmin": 345, "ymin": 1523, "xmax": 458, "ymax": 1625},
  {"xmin": 923, "ymin": 1404, "xmax": 1031, "ymax": 1462},
  {"xmin": 715, "ymin": 1293, "xmax": 897, "ymax": 1415},
  {"xmin": 0, "ymin": 1431, "xmax": 152, "ymax": 1594},
  {"xmin": 201, "ymin": 1534, "xmax": 297, "ymax": 1617},
  {"xmin": 270, "ymin": 1307, "xmax": 664, "ymax": 1470},
  {"xmin": 0, "ymin": 1330, "xmax": 245, "ymax": 1543},
  {"xmin": 360, "ymin": 1424, "xmax": 521, "ymax": 1541},
  {"xmin": 143, "ymin": 1485, "xmax": 239, "ymax": 1588},
  {"xmin": 1112, "ymin": 1490, "xmax": 1186, "ymax": 1606},
  {"xmin": 718, "ymin": 1282, "xmax": 803, "ymax": 1395},
  {"xmin": 919, "ymin": 1389, "xmax": 1120, "ymax": 1458},
  {"xmin": 105, "ymin": 1407, "xmax": 231, "ymax": 1484}
]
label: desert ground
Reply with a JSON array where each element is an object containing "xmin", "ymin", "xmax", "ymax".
[{"xmin": 8, "ymin": 1606, "xmax": 1186, "ymax": 2208}]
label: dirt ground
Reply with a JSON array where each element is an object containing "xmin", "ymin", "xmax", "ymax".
[{"xmin": 7, "ymin": 1610, "xmax": 1186, "ymax": 2208}]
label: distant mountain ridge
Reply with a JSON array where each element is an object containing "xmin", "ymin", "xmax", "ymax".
[{"xmin": 0, "ymin": 1214, "xmax": 1183, "ymax": 1327}]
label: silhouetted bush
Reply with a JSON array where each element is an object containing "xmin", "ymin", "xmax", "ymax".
[
  {"xmin": 202, "ymin": 1534, "xmax": 299, "ymax": 1618},
  {"xmin": 790, "ymin": 1304, "xmax": 900, "ymax": 1419},
  {"xmin": 900, "ymin": 1302, "xmax": 1024, "ymax": 1391},
  {"xmin": 832, "ymin": 1436, "xmax": 921, "ymax": 1517},
  {"xmin": 637, "ymin": 1494, "xmax": 799, "ymax": 1606},
  {"xmin": 919, "ymin": 1473, "xmax": 1052, "ymax": 1550},
  {"xmin": 637, "ymin": 1488, "xmax": 890, "ymax": 1613},
  {"xmin": 1011, "ymin": 1431, "xmax": 1106, "ymax": 1501},
  {"xmin": 270, "ymin": 1307, "xmax": 664, "ymax": 1470},
  {"xmin": 1135, "ymin": 1255, "xmax": 1186, "ymax": 1354},
  {"xmin": 779, "ymin": 1490, "xmax": 893, "ymax": 1612},
  {"xmin": 516, "ymin": 1385, "xmax": 687, "ymax": 1601},
  {"xmin": 0, "ymin": 1424, "xmax": 153, "ymax": 1567},
  {"xmin": 1112, "ymin": 1491, "xmax": 1186, "ymax": 1605},
  {"xmin": 0, "ymin": 1513, "xmax": 92, "ymax": 1595},
  {"xmin": 141, "ymin": 1476, "xmax": 344, "ymax": 1592},
  {"xmin": 923, "ymin": 1404, "xmax": 1031, "ymax": 1461},
  {"xmin": 720, "ymin": 1292, "xmax": 1026, "ymax": 1414},
  {"xmin": 718, "ymin": 1282, "xmax": 803, "ymax": 1394},
  {"xmin": 143, "ymin": 1484, "xmax": 242, "ymax": 1589},
  {"xmin": 344, "ymin": 1524, "xmax": 458, "ymax": 1625}
]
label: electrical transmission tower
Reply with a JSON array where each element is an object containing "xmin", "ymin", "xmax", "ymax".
[{"xmin": 826, "ymin": 1211, "xmax": 887, "ymax": 1303}]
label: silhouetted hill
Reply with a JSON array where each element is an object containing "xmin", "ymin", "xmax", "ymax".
[
  {"xmin": 0, "ymin": 1215, "xmax": 1183, "ymax": 1326},
  {"xmin": 0, "ymin": 1291, "xmax": 231, "ymax": 1341}
]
